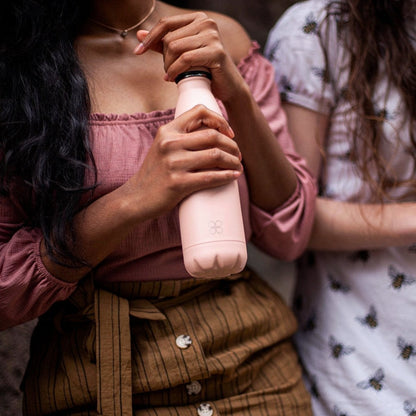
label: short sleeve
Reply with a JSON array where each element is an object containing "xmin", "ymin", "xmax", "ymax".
[{"xmin": 265, "ymin": 0, "xmax": 336, "ymax": 115}]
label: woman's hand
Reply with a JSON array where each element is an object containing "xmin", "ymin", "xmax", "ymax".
[
  {"xmin": 121, "ymin": 104, "xmax": 242, "ymax": 221},
  {"xmin": 134, "ymin": 12, "xmax": 246, "ymax": 103}
]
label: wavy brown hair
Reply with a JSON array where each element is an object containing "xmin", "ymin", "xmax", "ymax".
[{"xmin": 323, "ymin": 0, "xmax": 416, "ymax": 201}]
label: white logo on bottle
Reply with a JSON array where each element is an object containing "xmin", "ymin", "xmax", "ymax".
[{"xmin": 208, "ymin": 220, "xmax": 223, "ymax": 235}]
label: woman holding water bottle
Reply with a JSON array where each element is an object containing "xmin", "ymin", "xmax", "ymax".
[{"xmin": 0, "ymin": 0, "xmax": 315, "ymax": 414}]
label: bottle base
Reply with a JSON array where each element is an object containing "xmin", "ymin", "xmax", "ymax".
[{"xmin": 183, "ymin": 241, "xmax": 247, "ymax": 278}]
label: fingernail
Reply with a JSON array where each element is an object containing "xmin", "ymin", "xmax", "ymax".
[{"xmin": 134, "ymin": 43, "xmax": 145, "ymax": 54}]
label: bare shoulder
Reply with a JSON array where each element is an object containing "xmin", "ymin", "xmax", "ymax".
[{"xmin": 159, "ymin": 3, "xmax": 252, "ymax": 64}]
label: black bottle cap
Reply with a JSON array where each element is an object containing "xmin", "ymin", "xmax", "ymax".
[{"xmin": 174, "ymin": 70, "xmax": 212, "ymax": 84}]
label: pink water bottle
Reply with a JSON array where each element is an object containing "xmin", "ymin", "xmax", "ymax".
[{"xmin": 174, "ymin": 70, "xmax": 247, "ymax": 278}]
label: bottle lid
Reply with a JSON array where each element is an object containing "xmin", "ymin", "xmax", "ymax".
[{"xmin": 174, "ymin": 70, "xmax": 212, "ymax": 84}]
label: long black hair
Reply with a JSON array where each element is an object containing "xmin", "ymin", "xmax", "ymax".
[{"xmin": 0, "ymin": 0, "xmax": 95, "ymax": 265}]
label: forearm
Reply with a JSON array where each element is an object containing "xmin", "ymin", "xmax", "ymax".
[
  {"xmin": 41, "ymin": 185, "xmax": 142, "ymax": 283},
  {"xmin": 223, "ymin": 86, "xmax": 298, "ymax": 211},
  {"xmin": 309, "ymin": 197, "xmax": 416, "ymax": 250}
]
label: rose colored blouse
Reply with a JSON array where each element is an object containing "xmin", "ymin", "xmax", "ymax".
[{"xmin": 0, "ymin": 44, "xmax": 316, "ymax": 329}]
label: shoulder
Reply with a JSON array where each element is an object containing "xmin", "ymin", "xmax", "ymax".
[
  {"xmin": 265, "ymin": 0, "xmax": 339, "ymax": 114},
  {"xmin": 266, "ymin": 0, "xmax": 335, "ymax": 62}
]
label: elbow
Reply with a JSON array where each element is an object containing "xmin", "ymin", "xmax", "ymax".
[
  {"xmin": 253, "ymin": 220, "xmax": 312, "ymax": 262},
  {"xmin": 275, "ymin": 229, "xmax": 310, "ymax": 262}
]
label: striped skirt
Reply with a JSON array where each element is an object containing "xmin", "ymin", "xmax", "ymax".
[{"xmin": 21, "ymin": 269, "xmax": 312, "ymax": 415}]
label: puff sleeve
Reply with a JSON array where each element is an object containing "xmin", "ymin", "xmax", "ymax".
[
  {"xmin": 265, "ymin": 1, "xmax": 338, "ymax": 115},
  {"xmin": 0, "ymin": 194, "xmax": 77, "ymax": 330}
]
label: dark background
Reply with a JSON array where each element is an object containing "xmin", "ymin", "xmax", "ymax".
[{"xmin": 0, "ymin": 1, "xmax": 297, "ymax": 415}]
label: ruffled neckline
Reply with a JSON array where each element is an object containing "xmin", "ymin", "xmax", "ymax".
[
  {"xmin": 89, "ymin": 107, "xmax": 175, "ymax": 123},
  {"xmin": 89, "ymin": 41, "xmax": 260, "ymax": 123}
]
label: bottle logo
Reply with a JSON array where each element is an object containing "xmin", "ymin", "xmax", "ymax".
[{"xmin": 209, "ymin": 220, "xmax": 223, "ymax": 235}]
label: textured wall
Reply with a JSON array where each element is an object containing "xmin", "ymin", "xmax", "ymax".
[{"xmin": 0, "ymin": 1, "xmax": 297, "ymax": 414}]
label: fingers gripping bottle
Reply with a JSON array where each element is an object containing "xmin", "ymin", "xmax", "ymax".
[{"xmin": 174, "ymin": 70, "xmax": 247, "ymax": 278}]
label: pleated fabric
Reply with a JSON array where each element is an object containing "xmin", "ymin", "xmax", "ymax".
[{"xmin": 21, "ymin": 269, "xmax": 312, "ymax": 416}]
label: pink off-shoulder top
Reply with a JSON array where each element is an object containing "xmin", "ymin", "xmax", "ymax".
[{"xmin": 0, "ymin": 44, "xmax": 316, "ymax": 329}]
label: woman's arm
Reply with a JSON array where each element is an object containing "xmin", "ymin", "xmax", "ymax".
[
  {"xmin": 135, "ymin": 12, "xmax": 300, "ymax": 211},
  {"xmin": 310, "ymin": 198, "xmax": 416, "ymax": 250},
  {"xmin": 216, "ymin": 14, "xmax": 299, "ymax": 210},
  {"xmin": 283, "ymin": 102, "xmax": 416, "ymax": 251},
  {"xmin": 220, "ymin": 69, "xmax": 299, "ymax": 211}
]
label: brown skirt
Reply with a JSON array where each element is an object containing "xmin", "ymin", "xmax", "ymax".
[{"xmin": 21, "ymin": 269, "xmax": 312, "ymax": 416}]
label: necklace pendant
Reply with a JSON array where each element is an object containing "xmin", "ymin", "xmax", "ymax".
[{"xmin": 120, "ymin": 30, "xmax": 128, "ymax": 38}]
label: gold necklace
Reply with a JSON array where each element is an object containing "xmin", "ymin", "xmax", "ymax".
[{"xmin": 89, "ymin": 0, "xmax": 156, "ymax": 38}]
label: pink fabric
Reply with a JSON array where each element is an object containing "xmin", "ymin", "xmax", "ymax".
[{"xmin": 0, "ymin": 43, "xmax": 316, "ymax": 330}]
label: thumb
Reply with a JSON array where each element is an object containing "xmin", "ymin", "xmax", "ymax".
[{"xmin": 136, "ymin": 30, "xmax": 149, "ymax": 42}]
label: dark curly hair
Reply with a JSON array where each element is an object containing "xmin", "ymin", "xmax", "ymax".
[
  {"xmin": 0, "ymin": 0, "xmax": 95, "ymax": 266},
  {"xmin": 324, "ymin": 0, "xmax": 416, "ymax": 201}
]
